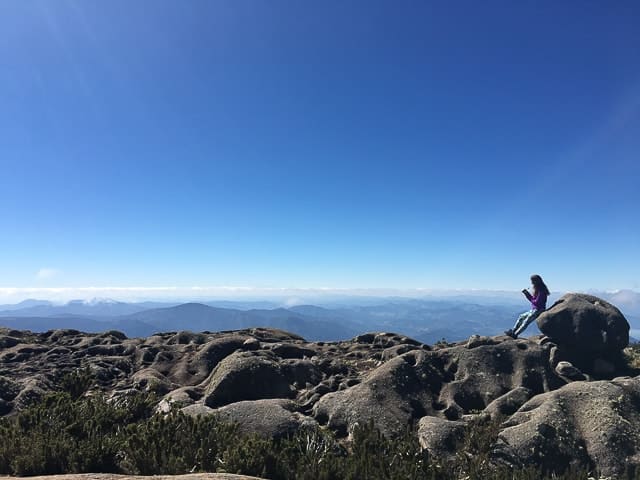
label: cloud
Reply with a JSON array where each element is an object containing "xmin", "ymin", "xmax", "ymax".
[
  {"xmin": 284, "ymin": 297, "xmax": 305, "ymax": 307},
  {"xmin": 36, "ymin": 268, "xmax": 60, "ymax": 280}
]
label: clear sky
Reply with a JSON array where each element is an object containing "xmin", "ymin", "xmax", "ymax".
[{"xmin": 1, "ymin": 1, "xmax": 639, "ymax": 298}]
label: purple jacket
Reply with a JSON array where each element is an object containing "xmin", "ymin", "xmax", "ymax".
[{"xmin": 530, "ymin": 291, "xmax": 547, "ymax": 311}]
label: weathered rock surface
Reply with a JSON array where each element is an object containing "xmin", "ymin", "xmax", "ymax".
[
  {"xmin": 205, "ymin": 399, "xmax": 317, "ymax": 439},
  {"xmin": 417, "ymin": 416, "xmax": 465, "ymax": 460},
  {"xmin": 313, "ymin": 336, "xmax": 564, "ymax": 438},
  {"xmin": 484, "ymin": 386, "xmax": 533, "ymax": 418},
  {"xmin": 1, "ymin": 294, "xmax": 639, "ymax": 477},
  {"xmin": 495, "ymin": 377, "xmax": 640, "ymax": 477}
]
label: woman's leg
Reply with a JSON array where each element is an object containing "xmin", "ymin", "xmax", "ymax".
[
  {"xmin": 506, "ymin": 311, "xmax": 529, "ymax": 337},
  {"xmin": 512, "ymin": 311, "xmax": 530, "ymax": 332},
  {"xmin": 514, "ymin": 310, "xmax": 540, "ymax": 336}
]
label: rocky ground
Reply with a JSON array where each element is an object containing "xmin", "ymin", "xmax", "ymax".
[
  {"xmin": 0, "ymin": 475, "xmax": 263, "ymax": 480},
  {"xmin": 1, "ymin": 293, "xmax": 637, "ymax": 478}
]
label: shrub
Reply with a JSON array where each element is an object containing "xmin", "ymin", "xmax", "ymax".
[
  {"xmin": 0, "ymin": 388, "xmax": 157, "ymax": 476},
  {"xmin": 0, "ymin": 390, "xmax": 634, "ymax": 479},
  {"xmin": 58, "ymin": 366, "xmax": 94, "ymax": 400},
  {"xmin": 121, "ymin": 410, "xmax": 238, "ymax": 474}
]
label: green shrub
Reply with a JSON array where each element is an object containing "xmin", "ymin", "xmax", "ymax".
[
  {"xmin": 271, "ymin": 427, "xmax": 346, "ymax": 480},
  {"xmin": 0, "ymin": 389, "xmax": 156, "ymax": 476},
  {"xmin": 121, "ymin": 410, "xmax": 238, "ymax": 474},
  {"xmin": 342, "ymin": 420, "xmax": 435, "ymax": 480},
  {"xmin": 58, "ymin": 366, "xmax": 95, "ymax": 400},
  {"xmin": 221, "ymin": 434, "xmax": 277, "ymax": 478}
]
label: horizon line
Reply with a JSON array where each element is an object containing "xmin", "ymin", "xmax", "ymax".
[{"xmin": 0, "ymin": 285, "xmax": 636, "ymax": 304}]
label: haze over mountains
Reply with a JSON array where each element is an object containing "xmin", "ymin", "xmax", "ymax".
[{"xmin": 1, "ymin": 290, "xmax": 638, "ymax": 343}]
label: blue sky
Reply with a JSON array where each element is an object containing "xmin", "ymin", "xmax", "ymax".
[{"xmin": 1, "ymin": 1, "xmax": 639, "ymax": 298}]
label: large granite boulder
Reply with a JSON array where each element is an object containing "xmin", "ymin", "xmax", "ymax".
[
  {"xmin": 204, "ymin": 351, "xmax": 294, "ymax": 408},
  {"xmin": 537, "ymin": 293, "xmax": 629, "ymax": 352},
  {"xmin": 536, "ymin": 294, "xmax": 630, "ymax": 374}
]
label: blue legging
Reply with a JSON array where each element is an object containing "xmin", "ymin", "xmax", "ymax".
[{"xmin": 512, "ymin": 309, "xmax": 542, "ymax": 336}]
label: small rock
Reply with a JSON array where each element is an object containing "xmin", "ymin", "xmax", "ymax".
[
  {"xmin": 243, "ymin": 338, "xmax": 260, "ymax": 350},
  {"xmin": 555, "ymin": 361, "xmax": 586, "ymax": 381},
  {"xmin": 466, "ymin": 335, "xmax": 498, "ymax": 349}
]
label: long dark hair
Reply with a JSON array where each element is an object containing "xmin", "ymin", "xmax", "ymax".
[{"xmin": 531, "ymin": 274, "xmax": 550, "ymax": 296}]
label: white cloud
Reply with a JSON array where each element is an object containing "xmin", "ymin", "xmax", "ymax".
[
  {"xmin": 36, "ymin": 268, "xmax": 60, "ymax": 280},
  {"xmin": 284, "ymin": 297, "xmax": 305, "ymax": 307}
]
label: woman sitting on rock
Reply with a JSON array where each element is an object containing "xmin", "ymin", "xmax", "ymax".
[{"xmin": 505, "ymin": 274, "xmax": 550, "ymax": 338}]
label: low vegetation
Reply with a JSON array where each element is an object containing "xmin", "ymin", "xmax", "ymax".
[{"xmin": 0, "ymin": 369, "xmax": 632, "ymax": 479}]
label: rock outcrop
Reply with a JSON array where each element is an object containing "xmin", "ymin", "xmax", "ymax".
[
  {"xmin": 312, "ymin": 336, "xmax": 564, "ymax": 438},
  {"xmin": 1, "ymin": 294, "xmax": 638, "ymax": 476},
  {"xmin": 0, "ymin": 474, "xmax": 265, "ymax": 480},
  {"xmin": 495, "ymin": 377, "xmax": 640, "ymax": 477}
]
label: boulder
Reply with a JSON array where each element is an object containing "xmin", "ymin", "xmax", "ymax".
[
  {"xmin": 204, "ymin": 351, "xmax": 294, "ymax": 408},
  {"xmin": 537, "ymin": 294, "xmax": 629, "ymax": 362},
  {"xmin": 555, "ymin": 361, "xmax": 586, "ymax": 382},
  {"xmin": 212, "ymin": 399, "xmax": 318, "ymax": 439},
  {"xmin": 417, "ymin": 416, "xmax": 465, "ymax": 460}
]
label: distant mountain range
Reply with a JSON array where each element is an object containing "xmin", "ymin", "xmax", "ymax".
[
  {"xmin": 0, "ymin": 302, "xmax": 360, "ymax": 341},
  {"xmin": 1, "ymin": 290, "xmax": 638, "ymax": 343},
  {"xmin": 0, "ymin": 297, "xmax": 526, "ymax": 342}
]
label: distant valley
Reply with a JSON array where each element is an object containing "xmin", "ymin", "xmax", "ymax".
[{"xmin": 1, "ymin": 290, "xmax": 638, "ymax": 343}]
